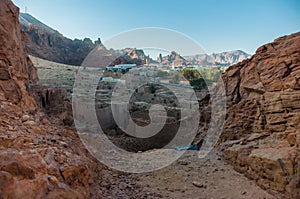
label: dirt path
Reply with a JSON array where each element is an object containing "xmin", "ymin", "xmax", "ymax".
[{"xmin": 128, "ymin": 149, "xmax": 275, "ymax": 199}]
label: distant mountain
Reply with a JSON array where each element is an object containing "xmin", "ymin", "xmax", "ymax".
[
  {"xmin": 110, "ymin": 48, "xmax": 152, "ymax": 66},
  {"xmin": 157, "ymin": 51, "xmax": 188, "ymax": 66},
  {"xmin": 19, "ymin": 13, "xmax": 99, "ymax": 65},
  {"xmin": 184, "ymin": 50, "xmax": 251, "ymax": 66},
  {"xmin": 155, "ymin": 50, "xmax": 250, "ymax": 67},
  {"xmin": 20, "ymin": 13, "xmax": 152, "ymax": 67},
  {"xmin": 81, "ymin": 46, "xmax": 152, "ymax": 67},
  {"xmin": 20, "ymin": 13, "xmax": 250, "ymax": 67}
]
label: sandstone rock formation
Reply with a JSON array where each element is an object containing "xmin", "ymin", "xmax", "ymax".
[
  {"xmin": 20, "ymin": 12, "xmax": 250, "ymax": 68},
  {"xmin": 0, "ymin": 1, "xmax": 149, "ymax": 198},
  {"xmin": 109, "ymin": 48, "xmax": 151, "ymax": 66},
  {"xmin": 157, "ymin": 53, "xmax": 163, "ymax": 63},
  {"xmin": 20, "ymin": 13, "xmax": 98, "ymax": 66},
  {"xmin": 159, "ymin": 51, "xmax": 187, "ymax": 66},
  {"xmin": 81, "ymin": 46, "xmax": 153, "ymax": 67},
  {"xmin": 0, "ymin": 1, "xmax": 98, "ymax": 197},
  {"xmin": 219, "ymin": 32, "xmax": 300, "ymax": 198},
  {"xmin": 0, "ymin": 0, "xmax": 38, "ymax": 111},
  {"xmin": 20, "ymin": 12, "xmax": 154, "ymax": 68},
  {"xmin": 30, "ymin": 85, "xmax": 73, "ymax": 126},
  {"xmin": 184, "ymin": 50, "xmax": 251, "ymax": 66}
]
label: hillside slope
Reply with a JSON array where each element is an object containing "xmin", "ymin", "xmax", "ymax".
[{"xmin": 19, "ymin": 13, "xmax": 99, "ymax": 65}]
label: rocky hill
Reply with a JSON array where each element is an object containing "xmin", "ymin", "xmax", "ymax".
[
  {"xmin": 19, "ymin": 13, "xmax": 99, "ymax": 65},
  {"xmin": 111, "ymin": 48, "xmax": 151, "ymax": 65},
  {"xmin": 19, "ymin": 13, "xmax": 153, "ymax": 67},
  {"xmin": 82, "ymin": 47, "xmax": 151, "ymax": 67},
  {"xmin": 184, "ymin": 50, "xmax": 251, "ymax": 66},
  {"xmin": 155, "ymin": 50, "xmax": 250, "ymax": 67},
  {"xmin": 20, "ymin": 13, "xmax": 249, "ymax": 68},
  {"xmin": 218, "ymin": 32, "xmax": 300, "ymax": 198},
  {"xmin": 158, "ymin": 51, "xmax": 188, "ymax": 66}
]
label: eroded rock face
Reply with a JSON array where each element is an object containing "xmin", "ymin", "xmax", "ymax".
[
  {"xmin": 30, "ymin": 85, "xmax": 73, "ymax": 126},
  {"xmin": 0, "ymin": 102, "xmax": 104, "ymax": 198},
  {"xmin": 20, "ymin": 13, "xmax": 97, "ymax": 66},
  {"xmin": 0, "ymin": 1, "xmax": 99, "ymax": 197},
  {"xmin": 220, "ymin": 32, "xmax": 300, "ymax": 198},
  {"xmin": 0, "ymin": 0, "xmax": 38, "ymax": 110}
]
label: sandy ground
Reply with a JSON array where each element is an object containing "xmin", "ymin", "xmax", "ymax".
[
  {"xmin": 128, "ymin": 149, "xmax": 276, "ymax": 199},
  {"xmin": 89, "ymin": 149, "xmax": 277, "ymax": 198}
]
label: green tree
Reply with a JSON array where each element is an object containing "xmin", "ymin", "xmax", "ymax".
[
  {"xmin": 190, "ymin": 78, "xmax": 208, "ymax": 90},
  {"xmin": 181, "ymin": 67, "xmax": 202, "ymax": 81}
]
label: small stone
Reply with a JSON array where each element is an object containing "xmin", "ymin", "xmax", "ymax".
[
  {"xmin": 177, "ymin": 160, "xmax": 189, "ymax": 166},
  {"xmin": 192, "ymin": 181, "xmax": 206, "ymax": 188},
  {"xmin": 23, "ymin": 120, "xmax": 36, "ymax": 126},
  {"xmin": 48, "ymin": 176, "xmax": 58, "ymax": 186},
  {"xmin": 119, "ymin": 182, "xmax": 127, "ymax": 190},
  {"xmin": 21, "ymin": 115, "xmax": 30, "ymax": 122},
  {"xmin": 8, "ymin": 126, "xmax": 16, "ymax": 131}
]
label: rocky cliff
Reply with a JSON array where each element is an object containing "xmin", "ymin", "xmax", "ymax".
[
  {"xmin": 0, "ymin": 1, "xmax": 150, "ymax": 198},
  {"xmin": 219, "ymin": 32, "xmax": 300, "ymax": 198},
  {"xmin": 0, "ymin": 0, "xmax": 38, "ymax": 110},
  {"xmin": 20, "ymin": 13, "xmax": 153, "ymax": 67},
  {"xmin": 19, "ymin": 13, "xmax": 98, "ymax": 66}
]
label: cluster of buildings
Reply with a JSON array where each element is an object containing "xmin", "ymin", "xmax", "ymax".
[{"xmin": 105, "ymin": 64, "xmax": 137, "ymax": 72}]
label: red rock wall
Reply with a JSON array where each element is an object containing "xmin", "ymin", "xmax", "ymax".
[
  {"xmin": 221, "ymin": 32, "xmax": 300, "ymax": 198},
  {"xmin": 0, "ymin": 0, "xmax": 38, "ymax": 110},
  {"xmin": 0, "ymin": 1, "xmax": 100, "ymax": 198}
]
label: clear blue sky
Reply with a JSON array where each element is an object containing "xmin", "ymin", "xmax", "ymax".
[{"xmin": 12, "ymin": 0, "xmax": 300, "ymax": 55}]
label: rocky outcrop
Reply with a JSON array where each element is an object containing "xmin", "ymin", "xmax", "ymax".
[
  {"xmin": 185, "ymin": 50, "xmax": 250, "ymax": 66},
  {"xmin": 82, "ymin": 47, "xmax": 152, "ymax": 67},
  {"xmin": 20, "ymin": 12, "xmax": 153, "ymax": 68},
  {"xmin": 110, "ymin": 48, "xmax": 151, "ymax": 66},
  {"xmin": 219, "ymin": 32, "xmax": 300, "ymax": 198},
  {"xmin": 20, "ymin": 13, "xmax": 98, "ymax": 66},
  {"xmin": 30, "ymin": 85, "xmax": 73, "ymax": 126},
  {"xmin": 0, "ymin": 0, "xmax": 38, "ymax": 111},
  {"xmin": 157, "ymin": 53, "xmax": 163, "ymax": 63},
  {"xmin": 159, "ymin": 51, "xmax": 187, "ymax": 66},
  {"xmin": 0, "ymin": 1, "xmax": 100, "ymax": 197}
]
